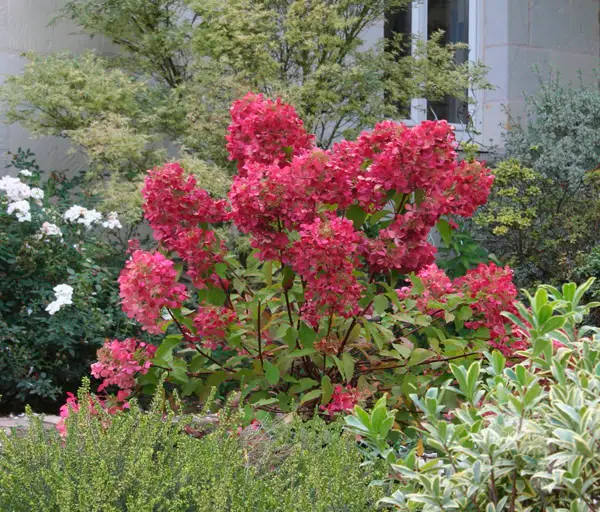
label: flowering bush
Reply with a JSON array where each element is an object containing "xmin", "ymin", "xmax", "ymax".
[
  {"xmin": 0, "ymin": 150, "xmax": 147, "ymax": 412},
  {"xmin": 83, "ymin": 94, "xmax": 509, "ymax": 421}
]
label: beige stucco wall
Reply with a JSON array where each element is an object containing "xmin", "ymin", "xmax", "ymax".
[
  {"xmin": 0, "ymin": 0, "xmax": 115, "ymax": 172},
  {"xmin": 481, "ymin": 0, "xmax": 600, "ymax": 147}
]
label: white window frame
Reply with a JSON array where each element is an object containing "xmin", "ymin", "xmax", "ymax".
[{"xmin": 405, "ymin": 0, "xmax": 482, "ymax": 142}]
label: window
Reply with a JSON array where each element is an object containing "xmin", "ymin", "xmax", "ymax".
[{"xmin": 385, "ymin": 0, "xmax": 478, "ymax": 128}]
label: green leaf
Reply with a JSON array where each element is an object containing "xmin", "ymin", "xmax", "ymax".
[
  {"xmin": 300, "ymin": 389, "xmax": 322, "ymax": 404},
  {"xmin": 206, "ymin": 371, "xmax": 227, "ymax": 389},
  {"xmin": 342, "ymin": 352, "xmax": 355, "ymax": 383},
  {"xmin": 290, "ymin": 378, "xmax": 319, "ymax": 394},
  {"xmin": 198, "ymin": 285, "xmax": 227, "ymax": 307},
  {"xmin": 189, "ymin": 354, "xmax": 206, "ymax": 372},
  {"xmin": 288, "ymin": 347, "xmax": 316, "ymax": 358},
  {"xmin": 331, "ymin": 355, "xmax": 346, "ymax": 381},
  {"xmin": 321, "ymin": 375, "xmax": 333, "ymax": 405},
  {"xmin": 154, "ymin": 335, "xmax": 182, "ymax": 363},
  {"xmin": 456, "ymin": 306, "xmax": 473, "ymax": 321},
  {"xmin": 263, "ymin": 260, "xmax": 273, "ymax": 286},
  {"xmin": 437, "ymin": 218, "xmax": 453, "ymax": 246},
  {"xmin": 408, "ymin": 275, "xmax": 425, "ymax": 295},
  {"xmin": 253, "ymin": 397, "xmax": 279, "ymax": 407},
  {"xmin": 408, "ymin": 349, "xmax": 435, "ymax": 367},
  {"xmin": 298, "ymin": 322, "xmax": 317, "ymax": 348},
  {"xmin": 282, "ymin": 265, "xmax": 295, "ymax": 290},
  {"xmin": 373, "ymin": 294, "xmax": 389, "ymax": 315},
  {"xmin": 541, "ymin": 315, "xmax": 566, "ymax": 335},
  {"xmin": 283, "ymin": 327, "xmax": 298, "ymax": 347},
  {"xmin": 346, "ymin": 204, "xmax": 368, "ymax": 229},
  {"xmin": 264, "ymin": 361, "xmax": 280, "ymax": 385},
  {"xmin": 392, "ymin": 342, "xmax": 413, "ymax": 359},
  {"xmin": 214, "ymin": 262, "xmax": 228, "ymax": 279}
]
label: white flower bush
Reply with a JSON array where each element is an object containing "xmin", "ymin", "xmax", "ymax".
[
  {"xmin": 1, "ymin": 173, "xmax": 121, "ymax": 230},
  {"xmin": 0, "ymin": 171, "xmax": 123, "ymax": 316},
  {"xmin": 101, "ymin": 211, "xmax": 122, "ymax": 230},
  {"xmin": 63, "ymin": 205, "xmax": 103, "ymax": 229}
]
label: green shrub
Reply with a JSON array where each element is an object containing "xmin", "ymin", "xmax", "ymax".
[
  {"xmin": 0, "ymin": 150, "xmax": 148, "ymax": 412},
  {"xmin": 0, "ymin": 388, "xmax": 386, "ymax": 511},
  {"xmin": 475, "ymin": 72, "xmax": 600, "ymax": 287},
  {"xmin": 348, "ymin": 280, "xmax": 600, "ymax": 510}
]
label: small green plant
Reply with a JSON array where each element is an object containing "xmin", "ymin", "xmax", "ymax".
[
  {"xmin": 352, "ymin": 281, "xmax": 600, "ymax": 510},
  {"xmin": 0, "ymin": 385, "xmax": 386, "ymax": 511}
]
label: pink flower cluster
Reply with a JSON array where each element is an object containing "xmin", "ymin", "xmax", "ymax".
[
  {"xmin": 142, "ymin": 162, "xmax": 228, "ymax": 245},
  {"xmin": 118, "ymin": 250, "xmax": 188, "ymax": 334},
  {"xmin": 226, "ymin": 92, "xmax": 314, "ymax": 172},
  {"xmin": 322, "ymin": 385, "xmax": 364, "ymax": 416},
  {"xmin": 225, "ymin": 93, "xmax": 493, "ymax": 324},
  {"xmin": 57, "ymin": 392, "xmax": 80, "ymax": 436},
  {"xmin": 91, "ymin": 338, "xmax": 156, "ymax": 394},
  {"xmin": 397, "ymin": 263, "xmax": 455, "ymax": 314},
  {"xmin": 288, "ymin": 216, "xmax": 363, "ymax": 325},
  {"xmin": 398, "ymin": 263, "xmax": 524, "ymax": 355},
  {"xmin": 193, "ymin": 306, "xmax": 238, "ymax": 350},
  {"xmin": 454, "ymin": 263, "xmax": 526, "ymax": 354},
  {"xmin": 58, "ymin": 339, "xmax": 156, "ymax": 436}
]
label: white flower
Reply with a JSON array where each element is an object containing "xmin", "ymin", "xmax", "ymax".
[
  {"xmin": 81, "ymin": 209, "xmax": 102, "ymax": 228},
  {"xmin": 45, "ymin": 284, "xmax": 74, "ymax": 315},
  {"xmin": 7, "ymin": 200, "xmax": 31, "ymax": 222},
  {"xmin": 19, "ymin": 169, "xmax": 33, "ymax": 177},
  {"xmin": 39, "ymin": 222, "xmax": 63, "ymax": 238},
  {"xmin": 63, "ymin": 205, "xmax": 102, "ymax": 229},
  {"xmin": 63, "ymin": 205, "xmax": 86, "ymax": 223},
  {"xmin": 30, "ymin": 187, "xmax": 44, "ymax": 205},
  {"xmin": 0, "ymin": 176, "xmax": 31, "ymax": 202},
  {"xmin": 101, "ymin": 211, "xmax": 122, "ymax": 230}
]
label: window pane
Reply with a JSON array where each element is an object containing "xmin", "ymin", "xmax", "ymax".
[
  {"xmin": 427, "ymin": 0, "xmax": 469, "ymax": 123},
  {"xmin": 384, "ymin": 2, "xmax": 413, "ymax": 117},
  {"xmin": 384, "ymin": 2, "xmax": 412, "ymax": 57}
]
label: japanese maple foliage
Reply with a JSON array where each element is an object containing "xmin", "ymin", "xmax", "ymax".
[{"xmin": 78, "ymin": 93, "xmax": 519, "ymax": 422}]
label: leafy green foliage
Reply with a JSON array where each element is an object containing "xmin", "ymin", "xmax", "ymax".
[
  {"xmin": 0, "ymin": 386, "xmax": 386, "ymax": 511},
  {"xmin": 144, "ymin": 241, "xmax": 507, "ymax": 423},
  {"xmin": 0, "ymin": 0, "xmax": 489, "ymax": 218},
  {"xmin": 436, "ymin": 220, "xmax": 494, "ymax": 278},
  {"xmin": 0, "ymin": 150, "xmax": 147, "ymax": 412},
  {"xmin": 350, "ymin": 280, "xmax": 600, "ymax": 510},
  {"xmin": 475, "ymin": 72, "xmax": 600, "ymax": 287}
]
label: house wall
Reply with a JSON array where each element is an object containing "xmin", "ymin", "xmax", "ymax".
[
  {"xmin": 0, "ymin": 0, "xmax": 114, "ymax": 172},
  {"xmin": 370, "ymin": 0, "xmax": 600, "ymax": 149},
  {"xmin": 481, "ymin": 0, "xmax": 600, "ymax": 148}
]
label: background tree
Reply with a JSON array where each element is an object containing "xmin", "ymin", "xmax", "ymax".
[{"xmin": 0, "ymin": 0, "xmax": 488, "ymax": 220}]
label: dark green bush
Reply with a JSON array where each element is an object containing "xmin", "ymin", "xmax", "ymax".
[{"xmin": 0, "ymin": 389, "xmax": 386, "ymax": 511}]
